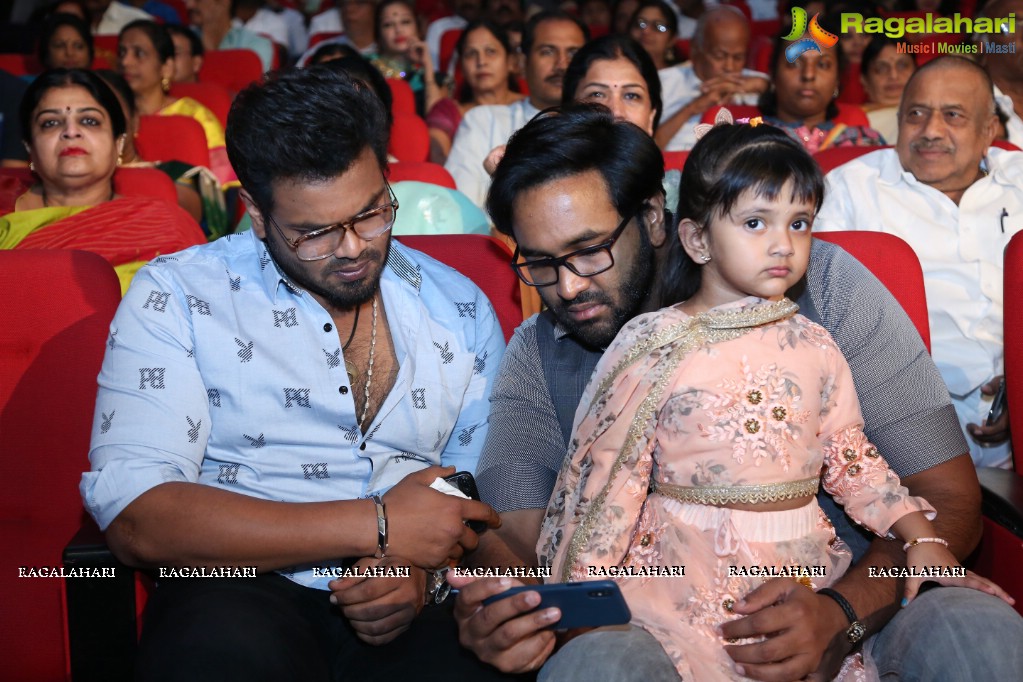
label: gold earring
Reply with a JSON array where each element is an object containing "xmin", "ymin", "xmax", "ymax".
[{"xmin": 161, "ymin": 77, "xmax": 171, "ymax": 93}]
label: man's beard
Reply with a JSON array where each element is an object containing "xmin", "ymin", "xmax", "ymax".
[
  {"xmin": 548, "ymin": 229, "xmax": 655, "ymax": 350},
  {"xmin": 263, "ymin": 233, "xmax": 391, "ymax": 311}
]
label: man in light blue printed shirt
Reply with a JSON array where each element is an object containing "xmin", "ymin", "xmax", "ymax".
[{"xmin": 81, "ymin": 67, "xmax": 510, "ymax": 680}]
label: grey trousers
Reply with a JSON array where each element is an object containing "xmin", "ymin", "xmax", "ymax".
[{"xmin": 539, "ymin": 587, "xmax": 1023, "ymax": 681}]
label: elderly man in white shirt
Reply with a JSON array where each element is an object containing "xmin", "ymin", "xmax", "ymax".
[
  {"xmin": 445, "ymin": 10, "xmax": 587, "ymax": 210},
  {"xmin": 654, "ymin": 5, "xmax": 768, "ymax": 151},
  {"xmin": 816, "ymin": 56, "xmax": 1023, "ymax": 469}
]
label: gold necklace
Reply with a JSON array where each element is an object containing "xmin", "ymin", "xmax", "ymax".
[{"xmin": 358, "ymin": 297, "xmax": 378, "ymax": 429}]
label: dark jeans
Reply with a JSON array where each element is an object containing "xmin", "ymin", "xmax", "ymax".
[{"xmin": 136, "ymin": 573, "xmax": 531, "ymax": 682}]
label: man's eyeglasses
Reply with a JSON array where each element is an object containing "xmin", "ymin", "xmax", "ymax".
[
  {"xmin": 511, "ymin": 212, "xmax": 636, "ymax": 287},
  {"xmin": 266, "ymin": 181, "xmax": 398, "ymax": 262},
  {"xmin": 634, "ymin": 19, "xmax": 669, "ymax": 33}
]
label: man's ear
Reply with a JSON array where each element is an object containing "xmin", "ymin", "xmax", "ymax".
[
  {"xmin": 240, "ymin": 189, "xmax": 267, "ymax": 238},
  {"xmin": 642, "ymin": 192, "xmax": 668, "ymax": 248},
  {"xmin": 678, "ymin": 217, "xmax": 709, "ymax": 262},
  {"xmin": 193, "ymin": 55, "xmax": 204, "ymax": 77}
]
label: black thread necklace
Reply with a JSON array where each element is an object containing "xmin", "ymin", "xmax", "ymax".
[{"xmin": 343, "ymin": 303, "xmax": 361, "ymax": 383}]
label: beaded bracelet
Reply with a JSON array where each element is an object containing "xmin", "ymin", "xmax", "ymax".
[
  {"xmin": 902, "ymin": 537, "xmax": 949, "ymax": 552},
  {"xmin": 372, "ymin": 494, "xmax": 388, "ymax": 559}
]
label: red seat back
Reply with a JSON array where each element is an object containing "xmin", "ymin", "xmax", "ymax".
[
  {"xmin": 0, "ymin": 167, "xmax": 180, "ymax": 206},
  {"xmin": 834, "ymin": 102, "xmax": 870, "ymax": 128},
  {"xmin": 93, "ymin": 34, "xmax": 119, "ymax": 68},
  {"xmin": 389, "ymin": 112, "xmax": 430, "ymax": 162},
  {"xmin": 200, "ymin": 49, "xmax": 264, "ymax": 95},
  {"xmin": 387, "ymin": 77, "xmax": 417, "ymax": 116},
  {"xmin": 0, "ymin": 53, "xmax": 35, "ymax": 76},
  {"xmin": 114, "ymin": 167, "xmax": 180, "ymax": 205},
  {"xmin": 396, "ymin": 234, "xmax": 522, "ymax": 341},
  {"xmin": 663, "ymin": 150, "xmax": 689, "ymax": 173},
  {"xmin": 1004, "ymin": 232, "xmax": 1023, "ymax": 470},
  {"xmin": 0, "ymin": 249, "xmax": 121, "ymax": 680},
  {"xmin": 387, "ymin": 161, "xmax": 456, "ymax": 189},
  {"xmin": 136, "ymin": 115, "xmax": 212, "ymax": 168},
  {"xmin": 169, "ymin": 82, "xmax": 234, "ymax": 129},
  {"xmin": 814, "ymin": 231, "xmax": 930, "ymax": 352},
  {"xmin": 439, "ymin": 28, "xmax": 463, "ymax": 76},
  {"xmin": 813, "ymin": 145, "xmax": 890, "ymax": 174}
]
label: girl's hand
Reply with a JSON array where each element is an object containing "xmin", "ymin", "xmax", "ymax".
[{"xmin": 904, "ymin": 542, "xmax": 1015, "ymax": 606}]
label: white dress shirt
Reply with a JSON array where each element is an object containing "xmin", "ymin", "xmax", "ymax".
[
  {"xmin": 234, "ymin": 9, "xmax": 289, "ymax": 50},
  {"xmin": 658, "ymin": 62, "xmax": 768, "ymax": 151},
  {"xmin": 96, "ymin": 1, "xmax": 153, "ymax": 35},
  {"xmin": 444, "ymin": 98, "xmax": 540, "ymax": 211},
  {"xmin": 815, "ymin": 147, "xmax": 1023, "ymax": 467}
]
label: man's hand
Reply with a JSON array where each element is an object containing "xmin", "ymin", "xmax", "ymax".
[
  {"xmin": 384, "ymin": 467, "xmax": 500, "ymax": 568},
  {"xmin": 721, "ymin": 579, "xmax": 850, "ymax": 682},
  {"xmin": 449, "ymin": 573, "xmax": 559, "ymax": 674},
  {"xmin": 329, "ymin": 556, "xmax": 426, "ymax": 645},
  {"xmin": 967, "ymin": 375, "xmax": 1009, "ymax": 445}
]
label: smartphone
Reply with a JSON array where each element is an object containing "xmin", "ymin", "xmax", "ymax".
[
  {"xmin": 987, "ymin": 380, "xmax": 1008, "ymax": 424},
  {"xmin": 482, "ymin": 580, "xmax": 632, "ymax": 630},
  {"xmin": 442, "ymin": 471, "xmax": 487, "ymax": 534}
]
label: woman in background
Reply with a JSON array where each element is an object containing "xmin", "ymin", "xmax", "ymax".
[
  {"xmin": 37, "ymin": 12, "xmax": 94, "ymax": 70},
  {"xmin": 117, "ymin": 20, "xmax": 234, "ymax": 186},
  {"xmin": 759, "ymin": 37, "xmax": 884, "ymax": 153},
  {"xmin": 859, "ymin": 35, "xmax": 916, "ymax": 144},
  {"xmin": 426, "ymin": 20, "xmax": 522, "ymax": 165},
  {"xmin": 0, "ymin": 69, "xmax": 204, "ymax": 291},
  {"xmin": 369, "ymin": 0, "xmax": 443, "ymax": 117},
  {"xmin": 96, "ymin": 69, "xmax": 227, "ymax": 237},
  {"xmin": 627, "ymin": 0, "xmax": 678, "ymax": 71}
]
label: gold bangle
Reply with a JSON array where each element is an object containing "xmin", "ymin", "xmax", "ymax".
[{"xmin": 902, "ymin": 537, "xmax": 948, "ymax": 551}]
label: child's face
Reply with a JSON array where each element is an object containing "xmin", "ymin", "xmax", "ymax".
[{"xmin": 686, "ymin": 182, "xmax": 814, "ymax": 308}]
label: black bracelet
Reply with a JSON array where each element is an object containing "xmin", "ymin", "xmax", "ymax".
[
  {"xmin": 817, "ymin": 587, "xmax": 858, "ymax": 624},
  {"xmin": 372, "ymin": 494, "xmax": 388, "ymax": 559}
]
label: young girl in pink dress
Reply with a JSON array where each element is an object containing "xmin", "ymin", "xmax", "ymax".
[{"xmin": 536, "ymin": 119, "xmax": 1012, "ymax": 681}]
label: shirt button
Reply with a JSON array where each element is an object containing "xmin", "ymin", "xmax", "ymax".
[
  {"xmin": 339, "ymin": 386, "xmax": 348, "ymax": 395},
  {"xmin": 359, "ymin": 443, "xmax": 367, "ymax": 451},
  {"xmin": 324, "ymin": 323, "xmax": 333, "ymax": 332}
]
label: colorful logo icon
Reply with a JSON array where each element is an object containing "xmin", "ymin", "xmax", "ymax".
[{"xmin": 783, "ymin": 7, "xmax": 839, "ymax": 62}]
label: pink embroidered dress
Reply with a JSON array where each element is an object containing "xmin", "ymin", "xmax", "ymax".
[{"xmin": 537, "ymin": 298, "xmax": 935, "ymax": 681}]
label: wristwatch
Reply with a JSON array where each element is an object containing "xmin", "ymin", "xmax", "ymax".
[
  {"xmin": 425, "ymin": 568, "xmax": 452, "ymax": 605},
  {"xmin": 817, "ymin": 588, "xmax": 867, "ymax": 644}
]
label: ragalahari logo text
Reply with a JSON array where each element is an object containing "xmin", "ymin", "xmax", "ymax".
[{"xmin": 783, "ymin": 7, "xmax": 839, "ymax": 62}]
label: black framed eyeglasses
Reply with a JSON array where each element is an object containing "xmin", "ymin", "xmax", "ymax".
[
  {"xmin": 511, "ymin": 212, "xmax": 636, "ymax": 287},
  {"xmin": 634, "ymin": 18, "xmax": 669, "ymax": 33},
  {"xmin": 266, "ymin": 179, "xmax": 398, "ymax": 262}
]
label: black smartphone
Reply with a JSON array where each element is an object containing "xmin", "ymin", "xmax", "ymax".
[
  {"xmin": 481, "ymin": 580, "xmax": 632, "ymax": 630},
  {"xmin": 987, "ymin": 380, "xmax": 1008, "ymax": 424},
  {"xmin": 442, "ymin": 471, "xmax": 487, "ymax": 534}
]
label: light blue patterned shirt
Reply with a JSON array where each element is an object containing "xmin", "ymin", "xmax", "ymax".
[{"xmin": 82, "ymin": 230, "xmax": 505, "ymax": 589}]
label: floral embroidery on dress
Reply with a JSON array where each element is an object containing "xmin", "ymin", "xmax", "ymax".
[{"xmin": 699, "ymin": 356, "xmax": 810, "ymax": 469}]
